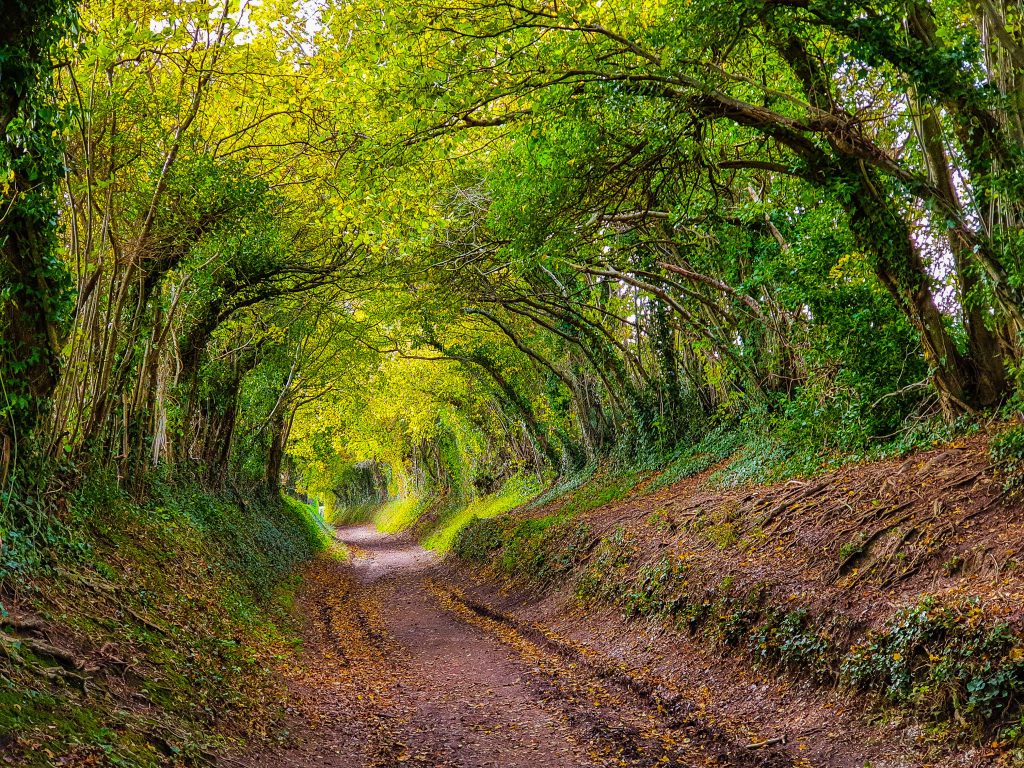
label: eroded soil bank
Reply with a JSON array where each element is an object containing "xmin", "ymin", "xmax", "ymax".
[{"xmin": 446, "ymin": 438, "xmax": 1024, "ymax": 767}]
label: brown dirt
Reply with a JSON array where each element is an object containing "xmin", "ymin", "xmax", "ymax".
[
  {"xmin": 244, "ymin": 525, "xmax": 800, "ymax": 768},
  {"xmin": 554, "ymin": 436, "xmax": 1024, "ymax": 629}
]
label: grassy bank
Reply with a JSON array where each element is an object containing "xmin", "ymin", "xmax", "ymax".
[
  {"xmin": 338, "ymin": 475, "xmax": 540, "ymax": 555},
  {"xmin": 0, "ymin": 473, "xmax": 330, "ymax": 766}
]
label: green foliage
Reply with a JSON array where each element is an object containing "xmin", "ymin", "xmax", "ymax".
[
  {"xmin": 526, "ymin": 465, "xmax": 598, "ymax": 510},
  {"xmin": 453, "ymin": 511, "xmax": 591, "ymax": 586},
  {"xmin": 576, "ymin": 535, "xmax": 750, "ymax": 637},
  {"xmin": 575, "ymin": 527, "xmax": 642, "ymax": 604},
  {"xmin": 372, "ymin": 496, "xmax": 430, "ymax": 535},
  {"xmin": 422, "ymin": 475, "xmax": 539, "ymax": 554},
  {"xmin": 558, "ymin": 470, "xmax": 644, "ymax": 516},
  {"xmin": 990, "ymin": 425, "xmax": 1024, "ymax": 492},
  {"xmin": 648, "ymin": 426, "xmax": 743, "ymax": 491},
  {"xmin": 0, "ymin": 0, "xmax": 77, "ymax": 444},
  {"xmin": 138, "ymin": 482, "xmax": 329, "ymax": 597},
  {"xmin": 9, "ymin": 0, "xmax": 1024, "ymax": 755},
  {"xmin": 839, "ymin": 536, "xmax": 867, "ymax": 563},
  {"xmin": 0, "ymin": 472, "xmax": 327, "ymax": 765},
  {"xmin": 842, "ymin": 598, "xmax": 1024, "ymax": 727},
  {"xmin": 619, "ymin": 555, "xmax": 699, "ymax": 621},
  {"xmin": 751, "ymin": 609, "xmax": 835, "ymax": 681}
]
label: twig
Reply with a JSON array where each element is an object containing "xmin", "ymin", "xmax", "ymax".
[{"xmin": 745, "ymin": 734, "xmax": 787, "ymax": 749}]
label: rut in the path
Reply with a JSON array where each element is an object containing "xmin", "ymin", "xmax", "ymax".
[{"xmin": 243, "ymin": 525, "xmax": 795, "ymax": 768}]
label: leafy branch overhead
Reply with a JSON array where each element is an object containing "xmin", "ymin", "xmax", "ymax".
[{"xmin": 2, "ymin": 0, "xmax": 1024, "ymax": 528}]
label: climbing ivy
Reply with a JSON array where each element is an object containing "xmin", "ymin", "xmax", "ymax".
[{"xmin": 0, "ymin": 1, "xmax": 76, "ymax": 458}]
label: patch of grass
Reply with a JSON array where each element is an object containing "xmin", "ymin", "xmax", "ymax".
[
  {"xmin": 373, "ymin": 496, "xmax": 428, "ymax": 534},
  {"xmin": 697, "ymin": 414, "xmax": 975, "ymax": 489},
  {"xmin": 558, "ymin": 470, "xmax": 644, "ymax": 516},
  {"xmin": 422, "ymin": 476, "xmax": 539, "ymax": 554},
  {"xmin": 708, "ymin": 433, "xmax": 809, "ymax": 487},
  {"xmin": 328, "ymin": 501, "xmax": 379, "ymax": 526}
]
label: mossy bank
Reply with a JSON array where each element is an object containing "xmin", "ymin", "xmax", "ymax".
[{"xmin": 0, "ymin": 473, "xmax": 330, "ymax": 766}]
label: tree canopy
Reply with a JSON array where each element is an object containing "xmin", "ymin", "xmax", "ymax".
[{"xmin": 4, "ymin": 0, "xmax": 1024, "ymax": 515}]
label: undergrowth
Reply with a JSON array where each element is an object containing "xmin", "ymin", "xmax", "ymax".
[
  {"xmin": 991, "ymin": 423, "xmax": 1024, "ymax": 493},
  {"xmin": 421, "ymin": 475, "xmax": 539, "ymax": 554},
  {"xmin": 0, "ymin": 472, "xmax": 329, "ymax": 766},
  {"xmin": 844, "ymin": 599, "xmax": 1024, "ymax": 731},
  {"xmin": 646, "ymin": 426, "xmax": 743, "ymax": 491},
  {"xmin": 454, "ymin": 511, "xmax": 591, "ymax": 586},
  {"xmin": 343, "ymin": 476, "xmax": 542, "ymax": 556},
  {"xmin": 373, "ymin": 496, "xmax": 430, "ymax": 534}
]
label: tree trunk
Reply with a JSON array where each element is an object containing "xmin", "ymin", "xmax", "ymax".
[
  {"xmin": 845, "ymin": 168, "xmax": 978, "ymax": 416},
  {"xmin": 265, "ymin": 409, "xmax": 287, "ymax": 496},
  {"xmin": 0, "ymin": 2, "xmax": 72, "ymax": 456},
  {"xmin": 911, "ymin": 92, "xmax": 1008, "ymax": 405}
]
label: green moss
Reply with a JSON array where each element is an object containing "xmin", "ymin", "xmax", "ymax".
[
  {"xmin": 0, "ymin": 685, "xmax": 166, "ymax": 766},
  {"xmin": 0, "ymin": 476, "xmax": 326, "ymax": 766},
  {"xmin": 838, "ymin": 535, "xmax": 866, "ymax": 563},
  {"xmin": 701, "ymin": 522, "xmax": 739, "ymax": 549}
]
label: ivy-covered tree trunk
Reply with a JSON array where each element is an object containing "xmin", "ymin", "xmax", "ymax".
[
  {"xmin": 265, "ymin": 408, "xmax": 288, "ymax": 495},
  {"xmin": 845, "ymin": 170, "xmax": 977, "ymax": 415},
  {"xmin": 0, "ymin": 1, "xmax": 74, "ymax": 466},
  {"xmin": 652, "ymin": 300, "xmax": 684, "ymax": 444},
  {"xmin": 911, "ymin": 93, "xmax": 1008, "ymax": 406}
]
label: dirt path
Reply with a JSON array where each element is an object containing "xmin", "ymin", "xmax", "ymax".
[{"xmin": 246, "ymin": 525, "xmax": 792, "ymax": 768}]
